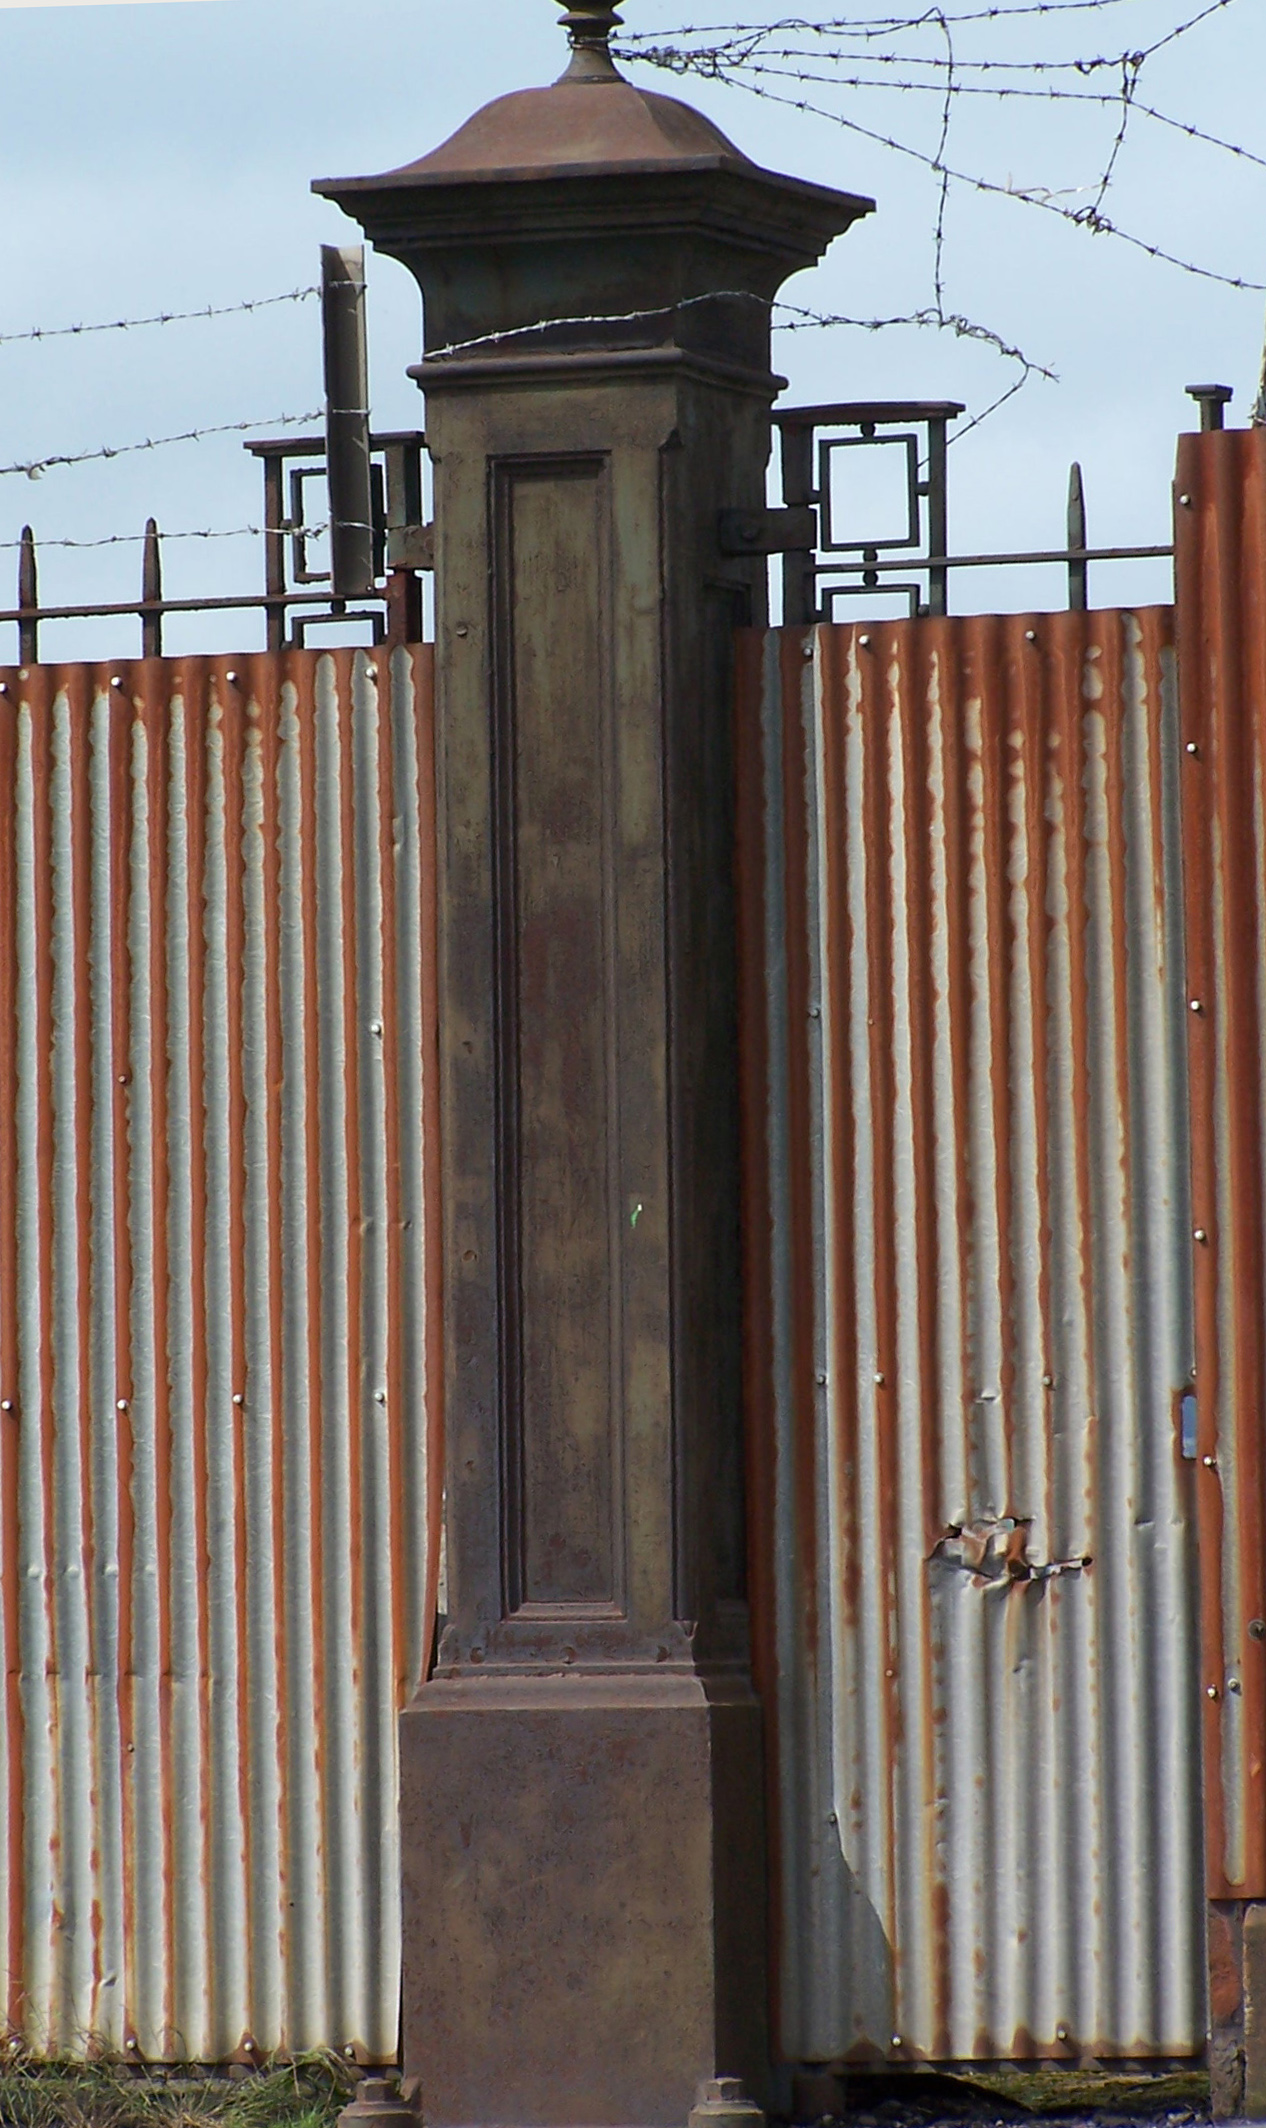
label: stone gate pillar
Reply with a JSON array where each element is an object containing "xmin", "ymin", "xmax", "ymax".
[{"xmin": 317, "ymin": 9, "xmax": 870, "ymax": 2123}]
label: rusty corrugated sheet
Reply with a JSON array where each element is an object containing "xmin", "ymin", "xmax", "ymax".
[
  {"xmin": 738, "ymin": 611, "xmax": 1204, "ymax": 2062},
  {"xmin": 0, "ymin": 645, "xmax": 440, "ymax": 2059},
  {"xmin": 1176, "ymin": 426, "xmax": 1266, "ymax": 1901}
]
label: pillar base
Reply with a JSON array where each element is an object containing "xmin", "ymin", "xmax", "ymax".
[{"xmin": 400, "ymin": 1668, "xmax": 766, "ymax": 2128}]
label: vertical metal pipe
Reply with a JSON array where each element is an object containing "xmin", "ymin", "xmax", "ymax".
[
  {"xmin": 141, "ymin": 519, "xmax": 163, "ymax": 659},
  {"xmin": 779, "ymin": 420, "xmax": 816, "ymax": 626},
  {"xmin": 1067, "ymin": 462, "xmax": 1088, "ymax": 612},
  {"xmin": 926, "ymin": 415, "xmax": 949, "ymax": 616},
  {"xmin": 17, "ymin": 526, "xmax": 38, "ymax": 666},
  {"xmin": 322, "ymin": 246, "xmax": 375, "ymax": 601},
  {"xmin": 262, "ymin": 456, "xmax": 286, "ymax": 654}
]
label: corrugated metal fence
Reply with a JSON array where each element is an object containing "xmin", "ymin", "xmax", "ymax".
[
  {"xmin": 738, "ymin": 611, "xmax": 1205, "ymax": 2062},
  {"xmin": 0, "ymin": 646, "xmax": 439, "ymax": 2060},
  {"xmin": 1177, "ymin": 425, "xmax": 1266, "ymax": 1904}
]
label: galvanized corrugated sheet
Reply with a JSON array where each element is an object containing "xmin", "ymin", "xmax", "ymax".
[
  {"xmin": 1176, "ymin": 426, "xmax": 1266, "ymax": 1901},
  {"xmin": 737, "ymin": 611, "xmax": 1204, "ymax": 2063},
  {"xmin": 0, "ymin": 645, "xmax": 440, "ymax": 2060}
]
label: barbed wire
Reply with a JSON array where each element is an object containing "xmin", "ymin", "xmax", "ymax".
[
  {"xmin": 616, "ymin": 0, "xmax": 1255, "ymax": 437},
  {"xmin": 1, "ymin": 411, "xmax": 325, "ymax": 483},
  {"xmin": 0, "ymin": 523, "xmax": 330, "ymax": 553},
  {"xmin": 0, "ymin": 285, "xmax": 319, "ymax": 351}
]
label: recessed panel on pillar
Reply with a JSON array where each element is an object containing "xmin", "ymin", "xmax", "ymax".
[{"xmin": 494, "ymin": 455, "xmax": 623, "ymax": 1619}]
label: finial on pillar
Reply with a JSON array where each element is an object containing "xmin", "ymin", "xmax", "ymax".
[{"xmin": 556, "ymin": 0, "xmax": 624, "ymax": 80}]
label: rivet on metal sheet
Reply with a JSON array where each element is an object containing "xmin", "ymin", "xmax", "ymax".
[
  {"xmin": 1042, "ymin": 1373, "xmax": 1055, "ymax": 1388},
  {"xmin": 1179, "ymin": 493, "xmax": 1193, "ymax": 506},
  {"xmin": 116, "ymin": 1399, "xmax": 128, "ymax": 1414},
  {"xmin": 1190, "ymin": 998, "xmax": 1205, "ymax": 1014},
  {"xmin": 858, "ymin": 633, "xmax": 872, "ymax": 649},
  {"xmin": 0, "ymin": 1401, "xmax": 12, "ymax": 1414},
  {"xmin": 232, "ymin": 1392, "xmax": 245, "ymax": 1407},
  {"xmin": 1025, "ymin": 629, "xmax": 1038, "ymax": 643},
  {"xmin": 226, "ymin": 670, "xmax": 238, "ymax": 685},
  {"xmin": 873, "ymin": 1371, "xmax": 885, "ymax": 1386},
  {"xmin": 1208, "ymin": 1685, "xmax": 1221, "ymax": 1700},
  {"xmin": 111, "ymin": 675, "xmax": 123, "ymax": 688},
  {"xmin": 1229, "ymin": 1677, "xmax": 1243, "ymax": 1695},
  {"xmin": 1186, "ymin": 741, "xmax": 1200, "ymax": 756},
  {"xmin": 1195, "ymin": 1227, "xmax": 1209, "ymax": 1244},
  {"xmin": 816, "ymin": 1372, "xmax": 828, "ymax": 1386},
  {"xmin": 376, "ymin": 1390, "xmax": 387, "ymax": 1405},
  {"xmin": 1203, "ymin": 1455, "xmax": 1218, "ymax": 1469},
  {"xmin": 1250, "ymin": 1620, "xmax": 1266, "ymax": 1642},
  {"xmin": 0, "ymin": 683, "xmax": 7, "ymax": 695}
]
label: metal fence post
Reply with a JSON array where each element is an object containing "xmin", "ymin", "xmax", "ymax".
[
  {"xmin": 316, "ymin": 6, "xmax": 871, "ymax": 2122},
  {"xmin": 141, "ymin": 517, "xmax": 163, "ymax": 657},
  {"xmin": 17, "ymin": 526, "xmax": 38, "ymax": 666},
  {"xmin": 1067, "ymin": 462, "xmax": 1088, "ymax": 611}
]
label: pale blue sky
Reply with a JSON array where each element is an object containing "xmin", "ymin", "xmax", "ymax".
[{"xmin": 2, "ymin": 0, "xmax": 1263, "ymax": 655}]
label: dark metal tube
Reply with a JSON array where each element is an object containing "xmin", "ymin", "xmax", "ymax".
[
  {"xmin": 141, "ymin": 518, "xmax": 163, "ymax": 657},
  {"xmin": 1067, "ymin": 463, "xmax": 1088, "ymax": 612},
  {"xmin": 322, "ymin": 244, "xmax": 375, "ymax": 599}
]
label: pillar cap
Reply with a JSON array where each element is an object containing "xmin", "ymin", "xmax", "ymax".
[{"xmin": 313, "ymin": 18, "xmax": 873, "ymax": 356}]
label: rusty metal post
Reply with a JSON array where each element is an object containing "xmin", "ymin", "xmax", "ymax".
[
  {"xmin": 316, "ymin": 6, "xmax": 870, "ymax": 2124},
  {"xmin": 17, "ymin": 525, "xmax": 37, "ymax": 666},
  {"xmin": 1176, "ymin": 424, "xmax": 1266, "ymax": 2118}
]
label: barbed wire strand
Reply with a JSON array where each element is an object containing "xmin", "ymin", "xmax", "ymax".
[
  {"xmin": 0, "ymin": 523, "xmax": 331, "ymax": 553},
  {"xmin": 0, "ymin": 286, "xmax": 319, "ymax": 351},
  {"xmin": 617, "ymin": 0, "xmax": 1248, "ymax": 442},
  {"xmin": 628, "ymin": 63, "xmax": 1264, "ymax": 292},
  {"xmin": 1, "ymin": 411, "xmax": 325, "ymax": 483}
]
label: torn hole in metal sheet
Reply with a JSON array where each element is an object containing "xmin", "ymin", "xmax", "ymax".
[{"xmin": 929, "ymin": 1516, "xmax": 1091, "ymax": 1590}]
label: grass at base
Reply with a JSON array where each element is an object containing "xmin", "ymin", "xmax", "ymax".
[
  {"xmin": 963, "ymin": 2065, "xmax": 1210, "ymax": 2116},
  {"xmin": 0, "ymin": 2048, "xmax": 360, "ymax": 2128}
]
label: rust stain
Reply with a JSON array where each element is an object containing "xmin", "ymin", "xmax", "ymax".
[
  {"xmin": 0, "ymin": 647, "xmax": 438, "ymax": 2058},
  {"xmin": 1177, "ymin": 425, "xmax": 1266, "ymax": 1896},
  {"xmin": 746, "ymin": 604, "xmax": 1200, "ymax": 2061}
]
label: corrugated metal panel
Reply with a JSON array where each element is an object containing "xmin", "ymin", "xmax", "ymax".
[
  {"xmin": 0, "ymin": 645, "xmax": 440, "ymax": 2060},
  {"xmin": 737, "ymin": 611, "xmax": 1204, "ymax": 2063},
  {"xmin": 1176, "ymin": 425, "xmax": 1266, "ymax": 1900}
]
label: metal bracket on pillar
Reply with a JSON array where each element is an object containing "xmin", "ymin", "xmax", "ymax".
[{"xmin": 718, "ymin": 505, "xmax": 817, "ymax": 557}]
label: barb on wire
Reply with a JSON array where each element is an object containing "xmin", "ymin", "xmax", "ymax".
[
  {"xmin": 0, "ymin": 285, "xmax": 319, "ymax": 350},
  {"xmin": 2, "ymin": 411, "xmax": 325, "ymax": 482}
]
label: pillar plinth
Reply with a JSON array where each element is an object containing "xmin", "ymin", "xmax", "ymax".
[{"xmin": 316, "ymin": 19, "xmax": 871, "ymax": 2124}]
